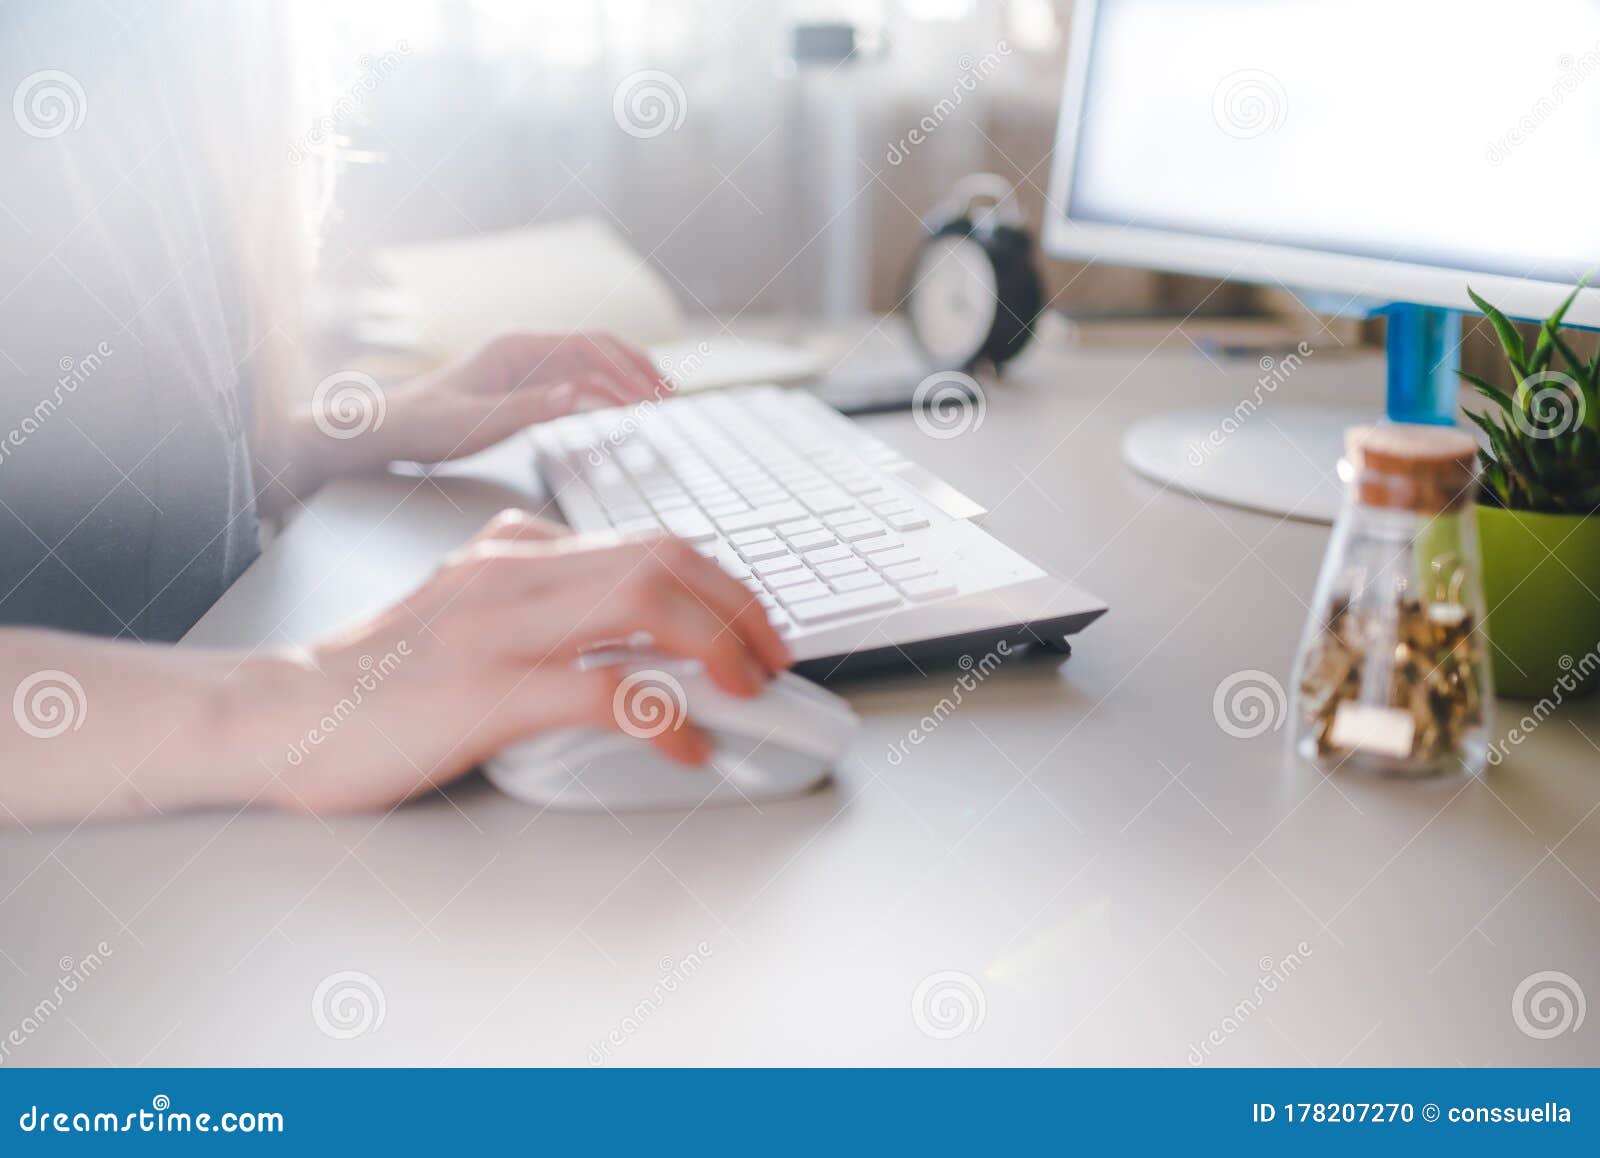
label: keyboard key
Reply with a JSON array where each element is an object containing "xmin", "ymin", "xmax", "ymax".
[
  {"xmin": 661, "ymin": 512, "xmax": 717, "ymax": 542},
  {"xmin": 614, "ymin": 517, "xmax": 663, "ymax": 535},
  {"xmin": 716, "ymin": 502, "xmax": 806, "ymax": 534},
  {"xmin": 764, "ymin": 567, "xmax": 818, "ymax": 590},
  {"xmin": 887, "ymin": 512, "xmax": 931, "ymax": 532},
  {"xmin": 870, "ymin": 498, "xmax": 915, "ymax": 516},
  {"xmin": 785, "ymin": 529, "xmax": 836, "ymax": 551},
  {"xmin": 816, "ymin": 557, "xmax": 867, "ymax": 579},
  {"xmin": 823, "ymin": 508, "xmax": 870, "ymax": 527},
  {"xmin": 803, "ymin": 543, "xmax": 854, "ymax": 565},
  {"xmin": 883, "ymin": 560, "xmax": 935, "ymax": 582},
  {"xmin": 776, "ymin": 517, "xmax": 823, "ymax": 537},
  {"xmin": 853, "ymin": 533, "xmax": 902, "ymax": 554},
  {"xmin": 736, "ymin": 539, "xmax": 790, "ymax": 562},
  {"xmin": 898, "ymin": 575, "xmax": 958, "ymax": 600},
  {"xmin": 829, "ymin": 571, "xmax": 888, "ymax": 593},
  {"xmin": 730, "ymin": 529, "xmax": 777, "ymax": 547},
  {"xmin": 867, "ymin": 546, "xmax": 919, "ymax": 568},
  {"xmin": 774, "ymin": 581, "xmax": 832, "ymax": 605},
  {"xmin": 833, "ymin": 521, "xmax": 885, "ymax": 542},
  {"xmin": 788, "ymin": 588, "xmax": 902, "ymax": 625},
  {"xmin": 798, "ymin": 488, "xmax": 854, "ymax": 514},
  {"xmin": 753, "ymin": 553, "xmax": 804, "ymax": 576}
]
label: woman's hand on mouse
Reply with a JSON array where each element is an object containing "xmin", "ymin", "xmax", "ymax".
[
  {"xmin": 252, "ymin": 510, "xmax": 791, "ymax": 814},
  {"xmin": 293, "ymin": 332, "xmax": 668, "ymax": 482}
]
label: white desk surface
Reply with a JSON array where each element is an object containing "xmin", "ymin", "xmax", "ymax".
[{"xmin": 3, "ymin": 321, "xmax": 1598, "ymax": 1067}]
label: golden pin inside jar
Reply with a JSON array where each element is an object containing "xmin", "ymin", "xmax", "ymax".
[{"xmin": 1292, "ymin": 424, "xmax": 1491, "ymax": 776}]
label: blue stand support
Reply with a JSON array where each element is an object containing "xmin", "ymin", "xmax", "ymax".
[{"xmin": 1383, "ymin": 303, "xmax": 1461, "ymax": 426}]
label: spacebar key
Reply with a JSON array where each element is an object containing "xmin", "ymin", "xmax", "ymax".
[
  {"xmin": 715, "ymin": 502, "xmax": 806, "ymax": 534},
  {"xmin": 788, "ymin": 588, "xmax": 901, "ymax": 625}
]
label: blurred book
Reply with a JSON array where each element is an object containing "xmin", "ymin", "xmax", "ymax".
[{"xmin": 373, "ymin": 217, "xmax": 821, "ymax": 392}]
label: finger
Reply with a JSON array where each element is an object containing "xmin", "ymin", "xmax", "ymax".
[
  {"xmin": 519, "ymin": 374, "xmax": 635, "ymax": 423},
  {"xmin": 472, "ymin": 508, "xmax": 571, "ymax": 545},
  {"xmin": 516, "ymin": 378, "xmax": 581, "ymax": 423},
  {"xmin": 570, "ymin": 371, "xmax": 645, "ymax": 411},
  {"xmin": 638, "ymin": 537, "xmax": 792, "ymax": 673},
  {"xmin": 456, "ymin": 535, "xmax": 788, "ymax": 680},
  {"xmin": 501, "ymin": 666, "xmax": 622, "ymax": 738},
  {"xmin": 542, "ymin": 535, "xmax": 791, "ymax": 673},
  {"xmin": 504, "ymin": 666, "xmax": 711, "ymax": 766},
  {"xmin": 652, "ymin": 723, "xmax": 714, "ymax": 767},
  {"xmin": 592, "ymin": 333, "xmax": 668, "ymax": 398},
  {"xmin": 497, "ymin": 567, "xmax": 765, "ymax": 695}
]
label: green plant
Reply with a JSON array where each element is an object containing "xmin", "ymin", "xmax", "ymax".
[{"xmin": 1458, "ymin": 283, "xmax": 1600, "ymax": 513}]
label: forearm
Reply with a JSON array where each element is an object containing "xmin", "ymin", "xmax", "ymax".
[
  {"xmin": 0, "ymin": 628, "xmax": 314, "ymax": 827},
  {"xmin": 252, "ymin": 399, "xmax": 407, "ymax": 516}
]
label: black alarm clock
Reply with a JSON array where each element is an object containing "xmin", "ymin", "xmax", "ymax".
[{"xmin": 905, "ymin": 174, "xmax": 1044, "ymax": 372}]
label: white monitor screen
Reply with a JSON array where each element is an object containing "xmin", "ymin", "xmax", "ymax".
[{"xmin": 1058, "ymin": 0, "xmax": 1600, "ymax": 300}]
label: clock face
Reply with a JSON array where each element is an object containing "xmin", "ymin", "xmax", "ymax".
[{"xmin": 908, "ymin": 233, "xmax": 999, "ymax": 368}]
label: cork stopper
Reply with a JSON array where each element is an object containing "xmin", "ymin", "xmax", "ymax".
[{"xmin": 1343, "ymin": 424, "xmax": 1478, "ymax": 513}]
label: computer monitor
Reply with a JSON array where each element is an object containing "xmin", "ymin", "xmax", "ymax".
[{"xmin": 1043, "ymin": 0, "xmax": 1600, "ymax": 520}]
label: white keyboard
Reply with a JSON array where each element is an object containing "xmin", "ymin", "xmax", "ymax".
[{"xmin": 534, "ymin": 385, "xmax": 1105, "ymax": 668}]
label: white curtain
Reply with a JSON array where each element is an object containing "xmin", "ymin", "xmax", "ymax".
[{"xmin": 298, "ymin": 0, "xmax": 1069, "ymax": 317}]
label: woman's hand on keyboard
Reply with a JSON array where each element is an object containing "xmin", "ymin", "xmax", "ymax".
[
  {"xmin": 263, "ymin": 510, "xmax": 791, "ymax": 814},
  {"xmin": 293, "ymin": 332, "xmax": 668, "ymax": 484}
]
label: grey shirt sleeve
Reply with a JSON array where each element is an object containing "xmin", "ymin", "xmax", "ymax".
[{"xmin": 0, "ymin": 3, "xmax": 261, "ymax": 641}]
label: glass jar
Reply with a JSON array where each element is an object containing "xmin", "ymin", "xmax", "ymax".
[{"xmin": 1291, "ymin": 424, "xmax": 1492, "ymax": 777}]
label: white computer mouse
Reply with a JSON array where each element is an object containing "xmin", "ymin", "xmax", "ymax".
[{"xmin": 484, "ymin": 660, "xmax": 860, "ymax": 812}]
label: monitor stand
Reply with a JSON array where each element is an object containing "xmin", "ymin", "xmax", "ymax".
[{"xmin": 1119, "ymin": 303, "xmax": 1461, "ymax": 524}]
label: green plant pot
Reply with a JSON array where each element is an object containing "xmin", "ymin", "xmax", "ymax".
[{"xmin": 1477, "ymin": 504, "xmax": 1600, "ymax": 699}]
